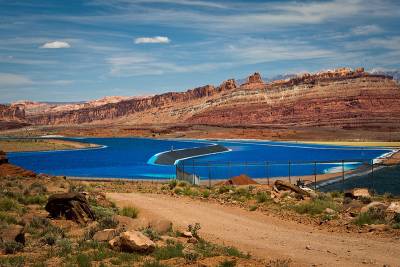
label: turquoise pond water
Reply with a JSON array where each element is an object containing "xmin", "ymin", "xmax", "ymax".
[{"xmin": 7, "ymin": 138, "xmax": 393, "ymax": 180}]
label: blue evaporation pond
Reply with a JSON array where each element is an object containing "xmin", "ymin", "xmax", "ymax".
[
  {"xmin": 179, "ymin": 140, "xmax": 393, "ymax": 179},
  {"xmin": 7, "ymin": 138, "xmax": 392, "ymax": 180}
]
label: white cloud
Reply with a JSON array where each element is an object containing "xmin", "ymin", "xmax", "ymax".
[
  {"xmin": 40, "ymin": 41, "xmax": 71, "ymax": 49},
  {"xmin": 134, "ymin": 36, "xmax": 170, "ymax": 44},
  {"xmin": 0, "ymin": 73, "xmax": 33, "ymax": 87},
  {"xmin": 351, "ymin": 25, "xmax": 383, "ymax": 35}
]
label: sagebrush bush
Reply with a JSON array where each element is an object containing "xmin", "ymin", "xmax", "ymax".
[
  {"xmin": 256, "ymin": 192, "xmax": 269, "ymax": 203},
  {"xmin": 153, "ymin": 242, "xmax": 184, "ymax": 260},
  {"xmin": 120, "ymin": 206, "xmax": 139, "ymax": 218},
  {"xmin": 168, "ymin": 179, "xmax": 177, "ymax": 189},
  {"xmin": 142, "ymin": 227, "xmax": 161, "ymax": 241},
  {"xmin": 2, "ymin": 241, "xmax": 24, "ymax": 254},
  {"xmin": 293, "ymin": 199, "xmax": 338, "ymax": 216},
  {"xmin": 354, "ymin": 208, "xmax": 386, "ymax": 226}
]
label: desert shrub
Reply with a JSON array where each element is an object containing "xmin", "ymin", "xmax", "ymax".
[
  {"xmin": 256, "ymin": 192, "xmax": 270, "ymax": 203},
  {"xmin": 98, "ymin": 216, "xmax": 118, "ymax": 230},
  {"xmin": 218, "ymin": 185, "xmax": 232, "ymax": 194},
  {"xmin": 329, "ymin": 191, "xmax": 343, "ymax": 198},
  {"xmin": 174, "ymin": 188, "xmax": 183, "ymax": 195},
  {"xmin": 29, "ymin": 182, "xmax": 47, "ymax": 194},
  {"xmin": 383, "ymin": 192, "xmax": 394, "ymax": 200},
  {"xmin": 354, "ymin": 208, "xmax": 386, "ymax": 225},
  {"xmin": 2, "ymin": 241, "xmax": 24, "ymax": 254},
  {"xmin": 0, "ymin": 255, "xmax": 25, "ymax": 267},
  {"xmin": 0, "ymin": 212, "xmax": 17, "ymax": 224},
  {"xmin": 153, "ymin": 242, "xmax": 184, "ymax": 260},
  {"xmin": 27, "ymin": 216, "xmax": 65, "ymax": 240},
  {"xmin": 358, "ymin": 196, "xmax": 372, "ymax": 205},
  {"xmin": 168, "ymin": 179, "xmax": 178, "ymax": 189},
  {"xmin": 119, "ymin": 206, "xmax": 139, "ymax": 218},
  {"xmin": 201, "ymin": 189, "xmax": 211, "ymax": 198},
  {"xmin": 293, "ymin": 199, "xmax": 338, "ymax": 216},
  {"xmin": 249, "ymin": 205, "xmax": 258, "ymax": 211},
  {"xmin": 188, "ymin": 223, "xmax": 201, "ymax": 238},
  {"xmin": 92, "ymin": 205, "xmax": 117, "ymax": 220},
  {"xmin": 42, "ymin": 233, "xmax": 58, "ymax": 245},
  {"xmin": 219, "ymin": 259, "xmax": 237, "ymax": 267},
  {"xmin": 222, "ymin": 246, "xmax": 249, "ymax": 258},
  {"xmin": 76, "ymin": 253, "xmax": 91, "ymax": 267},
  {"xmin": 110, "ymin": 252, "xmax": 139, "ymax": 265},
  {"xmin": 267, "ymin": 258, "xmax": 292, "ymax": 267},
  {"xmin": 178, "ymin": 181, "xmax": 189, "ymax": 187},
  {"xmin": 69, "ymin": 183, "xmax": 88, "ymax": 193},
  {"xmin": 142, "ymin": 227, "xmax": 161, "ymax": 241},
  {"xmin": 0, "ymin": 197, "xmax": 20, "ymax": 212},
  {"xmin": 57, "ymin": 238, "xmax": 72, "ymax": 256},
  {"xmin": 392, "ymin": 223, "xmax": 400, "ymax": 229},
  {"xmin": 142, "ymin": 260, "xmax": 168, "ymax": 267},
  {"xmin": 18, "ymin": 194, "xmax": 47, "ymax": 205}
]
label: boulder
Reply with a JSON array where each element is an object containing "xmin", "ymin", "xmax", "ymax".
[
  {"xmin": 274, "ymin": 180, "xmax": 311, "ymax": 196},
  {"xmin": 45, "ymin": 192, "xmax": 95, "ymax": 224},
  {"xmin": 324, "ymin": 208, "xmax": 336, "ymax": 215},
  {"xmin": 360, "ymin": 201, "xmax": 387, "ymax": 213},
  {"xmin": 182, "ymin": 231, "xmax": 193, "ymax": 238},
  {"xmin": 119, "ymin": 231, "xmax": 155, "ymax": 253},
  {"xmin": 386, "ymin": 202, "xmax": 400, "ymax": 214},
  {"xmin": 0, "ymin": 224, "xmax": 25, "ymax": 245},
  {"xmin": 344, "ymin": 188, "xmax": 371, "ymax": 199},
  {"xmin": 109, "ymin": 236, "xmax": 121, "ymax": 249},
  {"xmin": 93, "ymin": 229, "xmax": 117, "ymax": 242}
]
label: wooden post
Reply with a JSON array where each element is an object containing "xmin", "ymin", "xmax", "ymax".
[
  {"xmin": 341, "ymin": 160, "xmax": 345, "ymax": 191},
  {"xmin": 208, "ymin": 161, "xmax": 211, "ymax": 188},
  {"xmin": 314, "ymin": 161, "xmax": 317, "ymax": 190}
]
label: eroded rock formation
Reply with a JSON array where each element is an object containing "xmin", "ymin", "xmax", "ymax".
[{"xmin": 3, "ymin": 67, "xmax": 399, "ymax": 130}]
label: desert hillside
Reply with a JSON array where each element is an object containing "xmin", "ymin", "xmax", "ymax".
[{"xmin": 1, "ymin": 67, "xmax": 399, "ymax": 131}]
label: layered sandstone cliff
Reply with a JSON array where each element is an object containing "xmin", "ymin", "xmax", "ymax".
[{"xmin": 3, "ymin": 67, "xmax": 399, "ymax": 130}]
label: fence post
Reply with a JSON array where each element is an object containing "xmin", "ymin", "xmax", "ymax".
[
  {"xmin": 371, "ymin": 159, "xmax": 374, "ymax": 189},
  {"xmin": 288, "ymin": 161, "xmax": 291, "ymax": 184},
  {"xmin": 341, "ymin": 160, "xmax": 345, "ymax": 191},
  {"xmin": 265, "ymin": 161, "xmax": 269, "ymax": 185},
  {"xmin": 208, "ymin": 161, "xmax": 211, "ymax": 188},
  {"xmin": 314, "ymin": 161, "xmax": 317, "ymax": 190},
  {"xmin": 182, "ymin": 161, "xmax": 185, "ymax": 180}
]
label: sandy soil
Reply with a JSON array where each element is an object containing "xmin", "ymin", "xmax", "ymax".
[
  {"xmin": 107, "ymin": 192, "xmax": 400, "ymax": 267},
  {"xmin": 0, "ymin": 138, "xmax": 99, "ymax": 152}
]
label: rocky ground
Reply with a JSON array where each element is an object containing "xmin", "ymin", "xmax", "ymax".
[
  {"xmin": 0, "ymin": 174, "xmax": 270, "ymax": 267},
  {"xmin": 1, "ymin": 149, "xmax": 400, "ymax": 266}
]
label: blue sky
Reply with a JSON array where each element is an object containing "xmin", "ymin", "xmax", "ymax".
[{"xmin": 0, "ymin": 0, "xmax": 399, "ymax": 102}]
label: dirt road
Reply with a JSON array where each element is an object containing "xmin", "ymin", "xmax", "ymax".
[{"xmin": 107, "ymin": 193, "xmax": 400, "ymax": 267}]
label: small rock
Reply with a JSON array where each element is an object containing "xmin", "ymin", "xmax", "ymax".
[
  {"xmin": 109, "ymin": 236, "xmax": 120, "ymax": 249},
  {"xmin": 386, "ymin": 202, "xmax": 400, "ymax": 214},
  {"xmin": 93, "ymin": 229, "xmax": 117, "ymax": 242},
  {"xmin": 306, "ymin": 245, "xmax": 312, "ymax": 250},
  {"xmin": 345, "ymin": 188, "xmax": 370, "ymax": 199},
  {"xmin": 119, "ymin": 231, "xmax": 155, "ymax": 253},
  {"xmin": 324, "ymin": 208, "xmax": 336, "ymax": 215},
  {"xmin": 182, "ymin": 231, "xmax": 193, "ymax": 238},
  {"xmin": 187, "ymin": 237, "xmax": 198, "ymax": 244},
  {"xmin": 360, "ymin": 201, "xmax": 387, "ymax": 213},
  {"xmin": 367, "ymin": 224, "xmax": 388, "ymax": 232}
]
